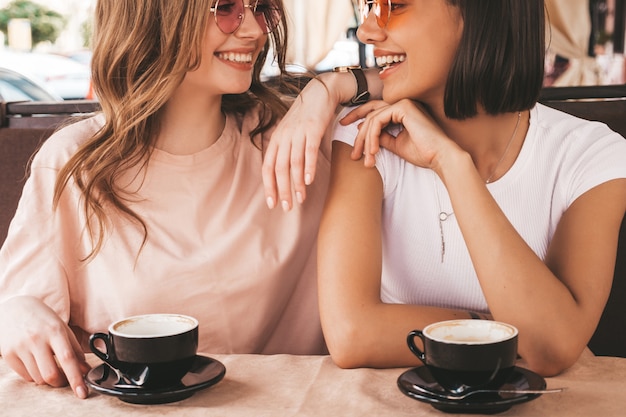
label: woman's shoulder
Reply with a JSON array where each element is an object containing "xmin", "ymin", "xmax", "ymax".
[
  {"xmin": 534, "ymin": 103, "xmax": 626, "ymax": 144},
  {"xmin": 531, "ymin": 103, "xmax": 626, "ymax": 164},
  {"xmin": 531, "ymin": 103, "xmax": 626, "ymax": 199},
  {"xmin": 32, "ymin": 114, "xmax": 105, "ymax": 169}
]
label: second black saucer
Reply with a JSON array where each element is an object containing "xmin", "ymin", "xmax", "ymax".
[
  {"xmin": 85, "ymin": 354, "xmax": 226, "ymax": 404},
  {"xmin": 397, "ymin": 365, "xmax": 546, "ymax": 414}
]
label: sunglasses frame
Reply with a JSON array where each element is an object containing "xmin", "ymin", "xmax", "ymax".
[
  {"xmin": 210, "ymin": 0, "xmax": 281, "ymax": 35},
  {"xmin": 355, "ymin": 0, "xmax": 392, "ymax": 29}
]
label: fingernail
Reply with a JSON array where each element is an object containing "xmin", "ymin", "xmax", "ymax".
[
  {"xmin": 266, "ymin": 197, "xmax": 275, "ymax": 209},
  {"xmin": 305, "ymin": 173, "xmax": 312, "ymax": 185},
  {"xmin": 76, "ymin": 385, "xmax": 88, "ymax": 399},
  {"xmin": 281, "ymin": 200, "xmax": 290, "ymax": 212},
  {"xmin": 296, "ymin": 192, "xmax": 303, "ymax": 204}
]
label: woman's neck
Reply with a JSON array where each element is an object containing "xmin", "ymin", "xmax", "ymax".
[
  {"xmin": 434, "ymin": 108, "xmax": 530, "ymax": 183},
  {"xmin": 155, "ymin": 93, "xmax": 226, "ymax": 155}
]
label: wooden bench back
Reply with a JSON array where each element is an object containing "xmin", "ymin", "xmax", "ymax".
[
  {"xmin": 0, "ymin": 101, "xmax": 99, "ymax": 244},
  {"xmin": 0, "ymin": 127, "xmax": 54, "ymax": 244}
]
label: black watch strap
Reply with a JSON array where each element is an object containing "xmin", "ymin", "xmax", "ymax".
[{"xmin": 332, "ymin": 66, "xmax": 370, "ymax": 106}]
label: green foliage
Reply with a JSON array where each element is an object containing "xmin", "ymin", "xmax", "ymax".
[
  {"xmin": 80, "ymin": 16, "xmax": 92, "ymax": 48},
  {"xmin": 0, "ymin": 0, "xmax": 67, "ymax": 48}
]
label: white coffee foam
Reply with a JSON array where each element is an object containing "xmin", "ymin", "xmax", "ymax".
[
  {"xmin": 425, "ymin": 320, "xmax": 517, "ymax": 345},
  {"xmin": 112, "ymin": 314, "xmax": 197, "ymax": 337}
]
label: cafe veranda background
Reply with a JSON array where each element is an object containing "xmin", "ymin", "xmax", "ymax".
[
  {"xmin": 0, "ymin": 0, "xmax": 355, "ymax": 70},
  {"xmin": 0, "ymin": 0, "xmax": 624, "ymax": 86}
]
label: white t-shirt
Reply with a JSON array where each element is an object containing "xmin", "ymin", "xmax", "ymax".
[
  {"xmin": 0, "ymin": 108, "xmax": 331, "ymax": 355},
  {"xmin": 333, "ymin": 103, "xmax": 626, "ymax": 313}
]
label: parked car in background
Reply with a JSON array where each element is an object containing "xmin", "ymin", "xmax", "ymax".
[
  {"xmin": 0, "ymin": 50, "xmax": 92, "ymax": 100},
  {"xmin": 60, "ymin": 49, "xmax": 93, "ymax": 68},
  {"xmin": 0, "ymin": 67, "xmax": 63, "ymax": 102}
]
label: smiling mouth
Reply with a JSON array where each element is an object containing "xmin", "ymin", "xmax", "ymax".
[
  {"xmin": 376, "ymin": 54, "xmax": 406, "ymax": 71},
  {"xmin": 216, "ymin": 52, "xmax": 254, "ymax": 64}
]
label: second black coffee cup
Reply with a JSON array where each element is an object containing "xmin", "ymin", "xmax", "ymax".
[
  {"xmin": 407, "ymin": 319, "xmax": 518, "ymax": 394},
  {"xmin": 89, "ymin": 313, "xmax": 199, "ymax": 389}
]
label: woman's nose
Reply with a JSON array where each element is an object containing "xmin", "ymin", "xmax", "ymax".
[
  {"xmin": 237, "ymin": 6, "xmax": 265, "ymax": 37},
  {"xmin": 357, "ymin": 13, "xmax": 386, "ymax": 44}
]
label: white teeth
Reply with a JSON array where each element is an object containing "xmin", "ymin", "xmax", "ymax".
[
  {"xmin": 217, "ymin": 52, "xmax": 253, "ymax": 63},
  {"xmin": 376, "ymin": 55, "xmax": 406, "ymax": 68}
]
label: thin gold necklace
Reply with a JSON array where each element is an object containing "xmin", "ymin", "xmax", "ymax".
[
  {"xmin": 435, "ymin": 111, "xmax": 522, "ymax": 263},
  {"xmin": 485, "ymin": 111, "xmax": 522, "ymax": 184}
]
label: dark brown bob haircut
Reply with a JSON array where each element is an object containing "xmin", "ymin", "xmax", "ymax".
[{"xmin": 444, "ymin": 0, "xmax": 545, "ymax": 119}]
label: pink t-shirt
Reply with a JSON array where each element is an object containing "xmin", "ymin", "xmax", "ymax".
[{"xmin": 0, "ymin": 109, "xmax": 330, "ymax": 355}]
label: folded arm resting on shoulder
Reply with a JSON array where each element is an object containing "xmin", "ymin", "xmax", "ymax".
[
  {"xmin": 318, "ymin": 101, "xmax": 626, "ymax": 376},
  {"xmin": 262, "ymin": 68, "xmax": 382, "ymax": 211}
]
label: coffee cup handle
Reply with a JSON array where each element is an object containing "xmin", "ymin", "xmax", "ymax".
[
  {"xmin": 407, "ymin": 330, "xmax": 427, "ymax": 363},
  {"xmin": 89, "ymin": 332, "xmax": 113, "ymax": 364}
]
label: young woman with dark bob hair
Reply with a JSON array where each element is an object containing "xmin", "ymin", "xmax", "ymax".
[
  {"xmin": 263, "ymin": 0, "xmax": 626, "ymax": 376},
  {"xmin": 0, "ymin": 0, "xmax": 339, "ymax": 399}
]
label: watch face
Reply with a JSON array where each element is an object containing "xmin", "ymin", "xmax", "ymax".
[{"xmin": 333, "ymin": 66, "xmax": 359, "ymax": 73}]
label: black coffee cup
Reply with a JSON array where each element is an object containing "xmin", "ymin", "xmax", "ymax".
[
  {"xmin": 407, "ymin": 319, "xmax": 518, "ymax": 394},
  {"xmin": 89, "ymin": 313, "xmax": 199, "ymax": 389}
]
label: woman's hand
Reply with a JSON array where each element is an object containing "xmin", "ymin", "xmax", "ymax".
[
  {"xmin": 341, "ymin": 99, "xmax": 453, "ymax": 172},
  {"xmin": 0, "ymin": 296, "xmax": 91, "ymax": 399},
  {"xmin": 262, "ymin": 76, "xmax": 338, "ymax": 211}
]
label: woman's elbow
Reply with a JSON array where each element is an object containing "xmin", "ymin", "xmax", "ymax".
[
  {"xmin": 329, "ymin": 348, "xmax": 364, "ymax": 369},
  {"xmin": 522, "ymin": 343, "xmax": 583, "ymax": 377},
  {"xmin": 323, "ymin": 320, "xmax": 372, "ymax": 369}
]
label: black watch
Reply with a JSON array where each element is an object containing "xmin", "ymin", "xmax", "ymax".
[{"xmin": 332, "ymin": 66, "xmax": 370, "ymax": 106}]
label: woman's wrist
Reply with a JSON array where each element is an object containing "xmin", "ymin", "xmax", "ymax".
[
  {"xmin": 431, "ymin": 142, "xmax": 473, "ymax": 184},
  {"xmin": 314, "ymin": 70, "xmax": 356, "ymax": 107},
  {"xmin": 313, "ymin": 67, "xmax": 382, "ymax": 107},
  {"xmin": 363, "ymin": 67, "xmax": 382, "ymax": 100},
  {"xmin": 331, "ymin": 66, "xmax": 370, "ymax": 106}
]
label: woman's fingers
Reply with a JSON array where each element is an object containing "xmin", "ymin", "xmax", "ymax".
[
  {"xmin": 262, "ymin": 126, "xmax": 322, "ymax": 211},
  {"xmin": 0, "ymin": 296, "xmax": 89, "ymax": 398},
  {"xmin": 33, "ymin": 344, "xmax": 68, "ymax": 387},
  {"xmin": 51, "ymin": 329, "xmax": 89, "ymax": 398},
  {"xmin": 3, "ymin": 352, "xmax": 37, "ymax": 383},
  {"xmin": 262, "ymin": 139, "xmax": 280, "ymax": 209},
  {"xmin": 288, "ymin": 133, "xmax": 307, "ymax": 205},
  {"xmin": 303, "ymin": 139, "xmax": 319, "ymax": 187},
  {"xmin": 348, "ymin": 104, "xmax": 391, "ymax": 166},
  {"xmin": 340, "ymin": 104, "xmax": 375, "ymax": 126},
  {"xmin": 274, "ymin": 138, "xmax": 294, "ymax": 211}
]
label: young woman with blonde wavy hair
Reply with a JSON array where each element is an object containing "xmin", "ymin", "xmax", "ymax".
[{"xmin": 0, "ymin": 0, "xmax": 336, "ymax": 399}]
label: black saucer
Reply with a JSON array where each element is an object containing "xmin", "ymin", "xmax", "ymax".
[
  {"xmin": 85, "ymin": 354, "xmax": 226, "ymax": 404},
  {"xmin": 397, "ymin": 366, "xmax": 546, "ymax": 414}
]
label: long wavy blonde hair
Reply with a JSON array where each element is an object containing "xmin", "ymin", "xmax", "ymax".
[{"xmin": 53, "ymin": 0, "xmax": 292, "ymax": 261}]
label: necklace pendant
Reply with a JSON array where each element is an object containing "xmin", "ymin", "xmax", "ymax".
[
  {"xmin": 434, "ymin": 175, "xmax": 454, "ymax": 263},
  {"xmin": 440, "ymin": 239, "xmax": 446, "ymax": 263},
  {"xmin": 437, "ymin": 211, "xmax": 453, "ymax": 263}
]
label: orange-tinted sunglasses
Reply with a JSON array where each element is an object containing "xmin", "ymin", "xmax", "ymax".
[{"xmin": 355, "ymin": 0, "xmax": 391, "ymax": 29}]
